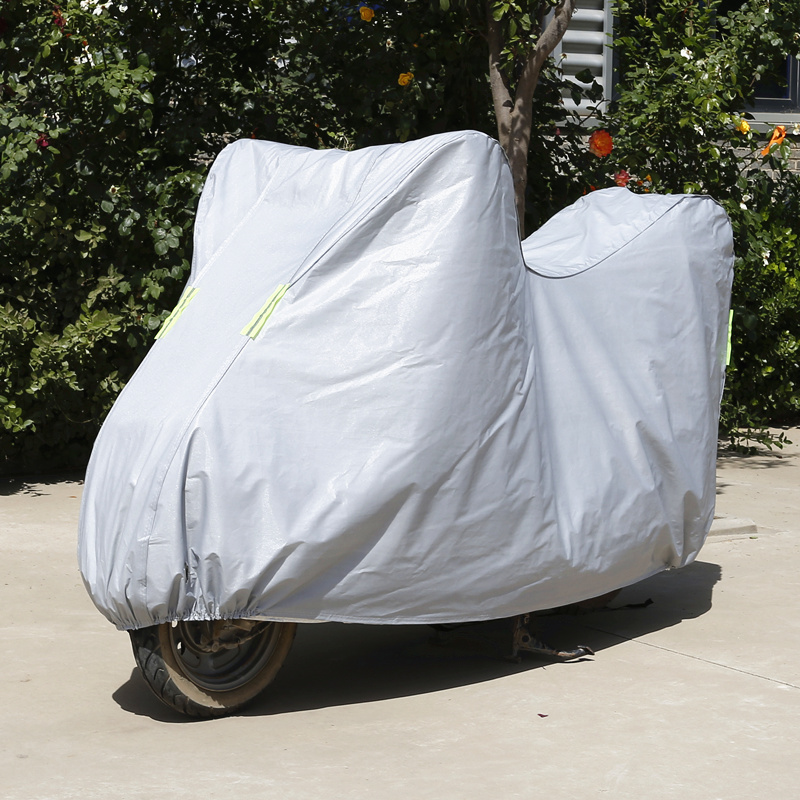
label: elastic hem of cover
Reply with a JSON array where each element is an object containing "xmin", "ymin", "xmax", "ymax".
[{"xmin": 115, "ymin": 561, "xmax": 679, "ymax": 631}]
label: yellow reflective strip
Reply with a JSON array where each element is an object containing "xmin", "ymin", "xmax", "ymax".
[
  {"xmin": 241, "ymin": 284, "xmax": 290, "ymax": 339},
  {"xmin": 726, "ymin": 309, "xmax": 733, "ymax": 366},
  {"xmin": 243, "ymin": 285, "xmax": 288, "ymax": 339},
  {"xmin": 155, "ymin": 286, "xmax": 198, "ymax": 340}
]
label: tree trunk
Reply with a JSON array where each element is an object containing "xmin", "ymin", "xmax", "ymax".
[{"xmin": 487, "ymin": 0, "xmax": 576, "ymax": 237}]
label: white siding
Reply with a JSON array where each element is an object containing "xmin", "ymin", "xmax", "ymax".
[{"xmin": 552, "ymin": 0, "xmax": 614, "ymax": 113}]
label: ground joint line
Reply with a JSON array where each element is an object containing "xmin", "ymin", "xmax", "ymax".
[{"xmin": 583, "ymin": 623, "xmax": 800, "ymax": 690}]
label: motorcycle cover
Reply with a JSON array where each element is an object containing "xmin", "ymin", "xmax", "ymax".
[{"xmin": 78, "ymin": 130, "xmax": 733, "ymax": 630}]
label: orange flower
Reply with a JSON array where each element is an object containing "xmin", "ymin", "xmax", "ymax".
[
  {"xmin": 398, "ymin": 71, "xmax": 414, "ymax": 86},
  {"xmin": 589, "ymin": 129, "xmax": 613, "ymax": 158},
  {"xmin": 761, "ymin": 125, "xmax": 786, "ymax": 156},
  {"xmin": 359, "ymin": 6, "xmax": 374, "ymax": 21}
]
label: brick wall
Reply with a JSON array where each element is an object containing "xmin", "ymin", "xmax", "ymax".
[
  {"xmin": 734, "ymin": 137, "xmax": 800, "ymax": 176},
  {"xmin": 789, "ymin": 139, "xmax": 800, "ymax": 173}
]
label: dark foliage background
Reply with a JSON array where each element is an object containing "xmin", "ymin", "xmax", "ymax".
[{"xmin": 1, "ymin": 0, "xmax": 799, "ymax": 472}]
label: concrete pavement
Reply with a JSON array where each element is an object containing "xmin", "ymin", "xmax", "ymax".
[{"xmin": 2, "ymin": 429, "xmax": 799, "ymax": 799}]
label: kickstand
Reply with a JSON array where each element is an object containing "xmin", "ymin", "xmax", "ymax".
[{"xmin": 509, "ymin": 614, "xmax": 595, "ymax": 663}]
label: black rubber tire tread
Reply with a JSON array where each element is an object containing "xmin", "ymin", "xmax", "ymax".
[{"xmin": 129, "ymin": 620, "xmax": 296, "ymax": 719}]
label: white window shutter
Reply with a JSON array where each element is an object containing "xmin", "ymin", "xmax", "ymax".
[{"xmin": 552, "ymin": 0, "xmax": 614, "ymax": 113}]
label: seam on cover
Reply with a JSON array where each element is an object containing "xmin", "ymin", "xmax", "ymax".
[
  {"xmin": 98, "ymin": 146, "xmax": 272, "ymax": 444},
  {"xmin": 284, "ymin": 131, "xmax": 498, "ymax": 290},
  {"xmin": 137, "ymin": 337, "xmax": 249, "ymax": 614},
  {"xmin": 193, "ymin": 144, "xmax": 275, "ymax": 285},
  {"xmin": 136, "ymin": 131, "xmax": 504, "ymax": 622},
  {"xmin": 525, "ymin": 194, "xmax": 689, "ymax": 279},
  {"xmin": 237, "ymin": 132, "xmax": 495, "ymax": 331},
  {"xmin": 134, "ymin": 144, "xmax": 395, "ymax": 615}
]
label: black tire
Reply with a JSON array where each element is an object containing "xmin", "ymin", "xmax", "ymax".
[{"xmin": 129, "ymin": 619, "xmax": 296, "ymax": 718}]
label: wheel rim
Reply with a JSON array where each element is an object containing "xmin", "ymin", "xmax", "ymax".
[{"xmin": 166, "ymin": 620, "xmax": 284, "ymax": 693}]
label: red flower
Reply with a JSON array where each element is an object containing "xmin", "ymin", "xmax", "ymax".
[
  {"xmin": 53, "ymin": 7, "xmax": 66, "ymax": 30},
  {"xmin": 36, "ymin": 134, "xmax": 50, "ymax": 148},
  {"xmin": 614, "ymin": 169, "xmax": 631, "ymax": 187},
  {"xmin": 589, "ymin": 129, "xmax": 613, "ymax": 158}
]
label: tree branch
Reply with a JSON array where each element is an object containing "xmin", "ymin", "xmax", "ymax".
[
  {"xmin": 486, "ymin": 0, "xmax": 576, "ymax": 237},
  {"xmin": 487, "ymin": 4, "xmax": 513, "ymax": 150},
  {"xmin": 518, "ymin": 0, "xmax": 575, "ymax": 107}
]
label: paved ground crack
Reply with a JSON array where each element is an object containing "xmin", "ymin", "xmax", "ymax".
[{"xmin": 582, "ymin": 624, "xmax": 800, "ymax": 690}]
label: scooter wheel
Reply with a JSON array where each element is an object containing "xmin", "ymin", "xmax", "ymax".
[{"xmin": 129, "ymin": 619, "xmax": 296, "ymax": 718}]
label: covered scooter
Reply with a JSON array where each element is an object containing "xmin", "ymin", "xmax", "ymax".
[{"xmin": 78, "ymin": 130, "xmax": 733, "ymax": 716}]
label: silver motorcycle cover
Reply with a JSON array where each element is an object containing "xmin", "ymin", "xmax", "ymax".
[{"xmin": 78, "ymin": 130, "xmax": 733, "ymax": 630}]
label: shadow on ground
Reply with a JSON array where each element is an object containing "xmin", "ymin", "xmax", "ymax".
[
  {"xmin": 0, "ymin": 474, "xmax": 84, "ymax": 496},
  {"xmin": 112, "ymin": 559, "xmax": 721, "ymax": 722},
  {"xmin": 717, "ymin": 453, "xmax": 792, "ymax": 471}
]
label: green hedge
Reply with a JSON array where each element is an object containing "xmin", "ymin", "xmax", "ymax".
[
  {"xmin": 599, "ymin": 0, "xmax": 800, "ymax": 445},
  {"xmin": 1, "ymin": 1, "xmax": 322, "ymax": 471}
]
